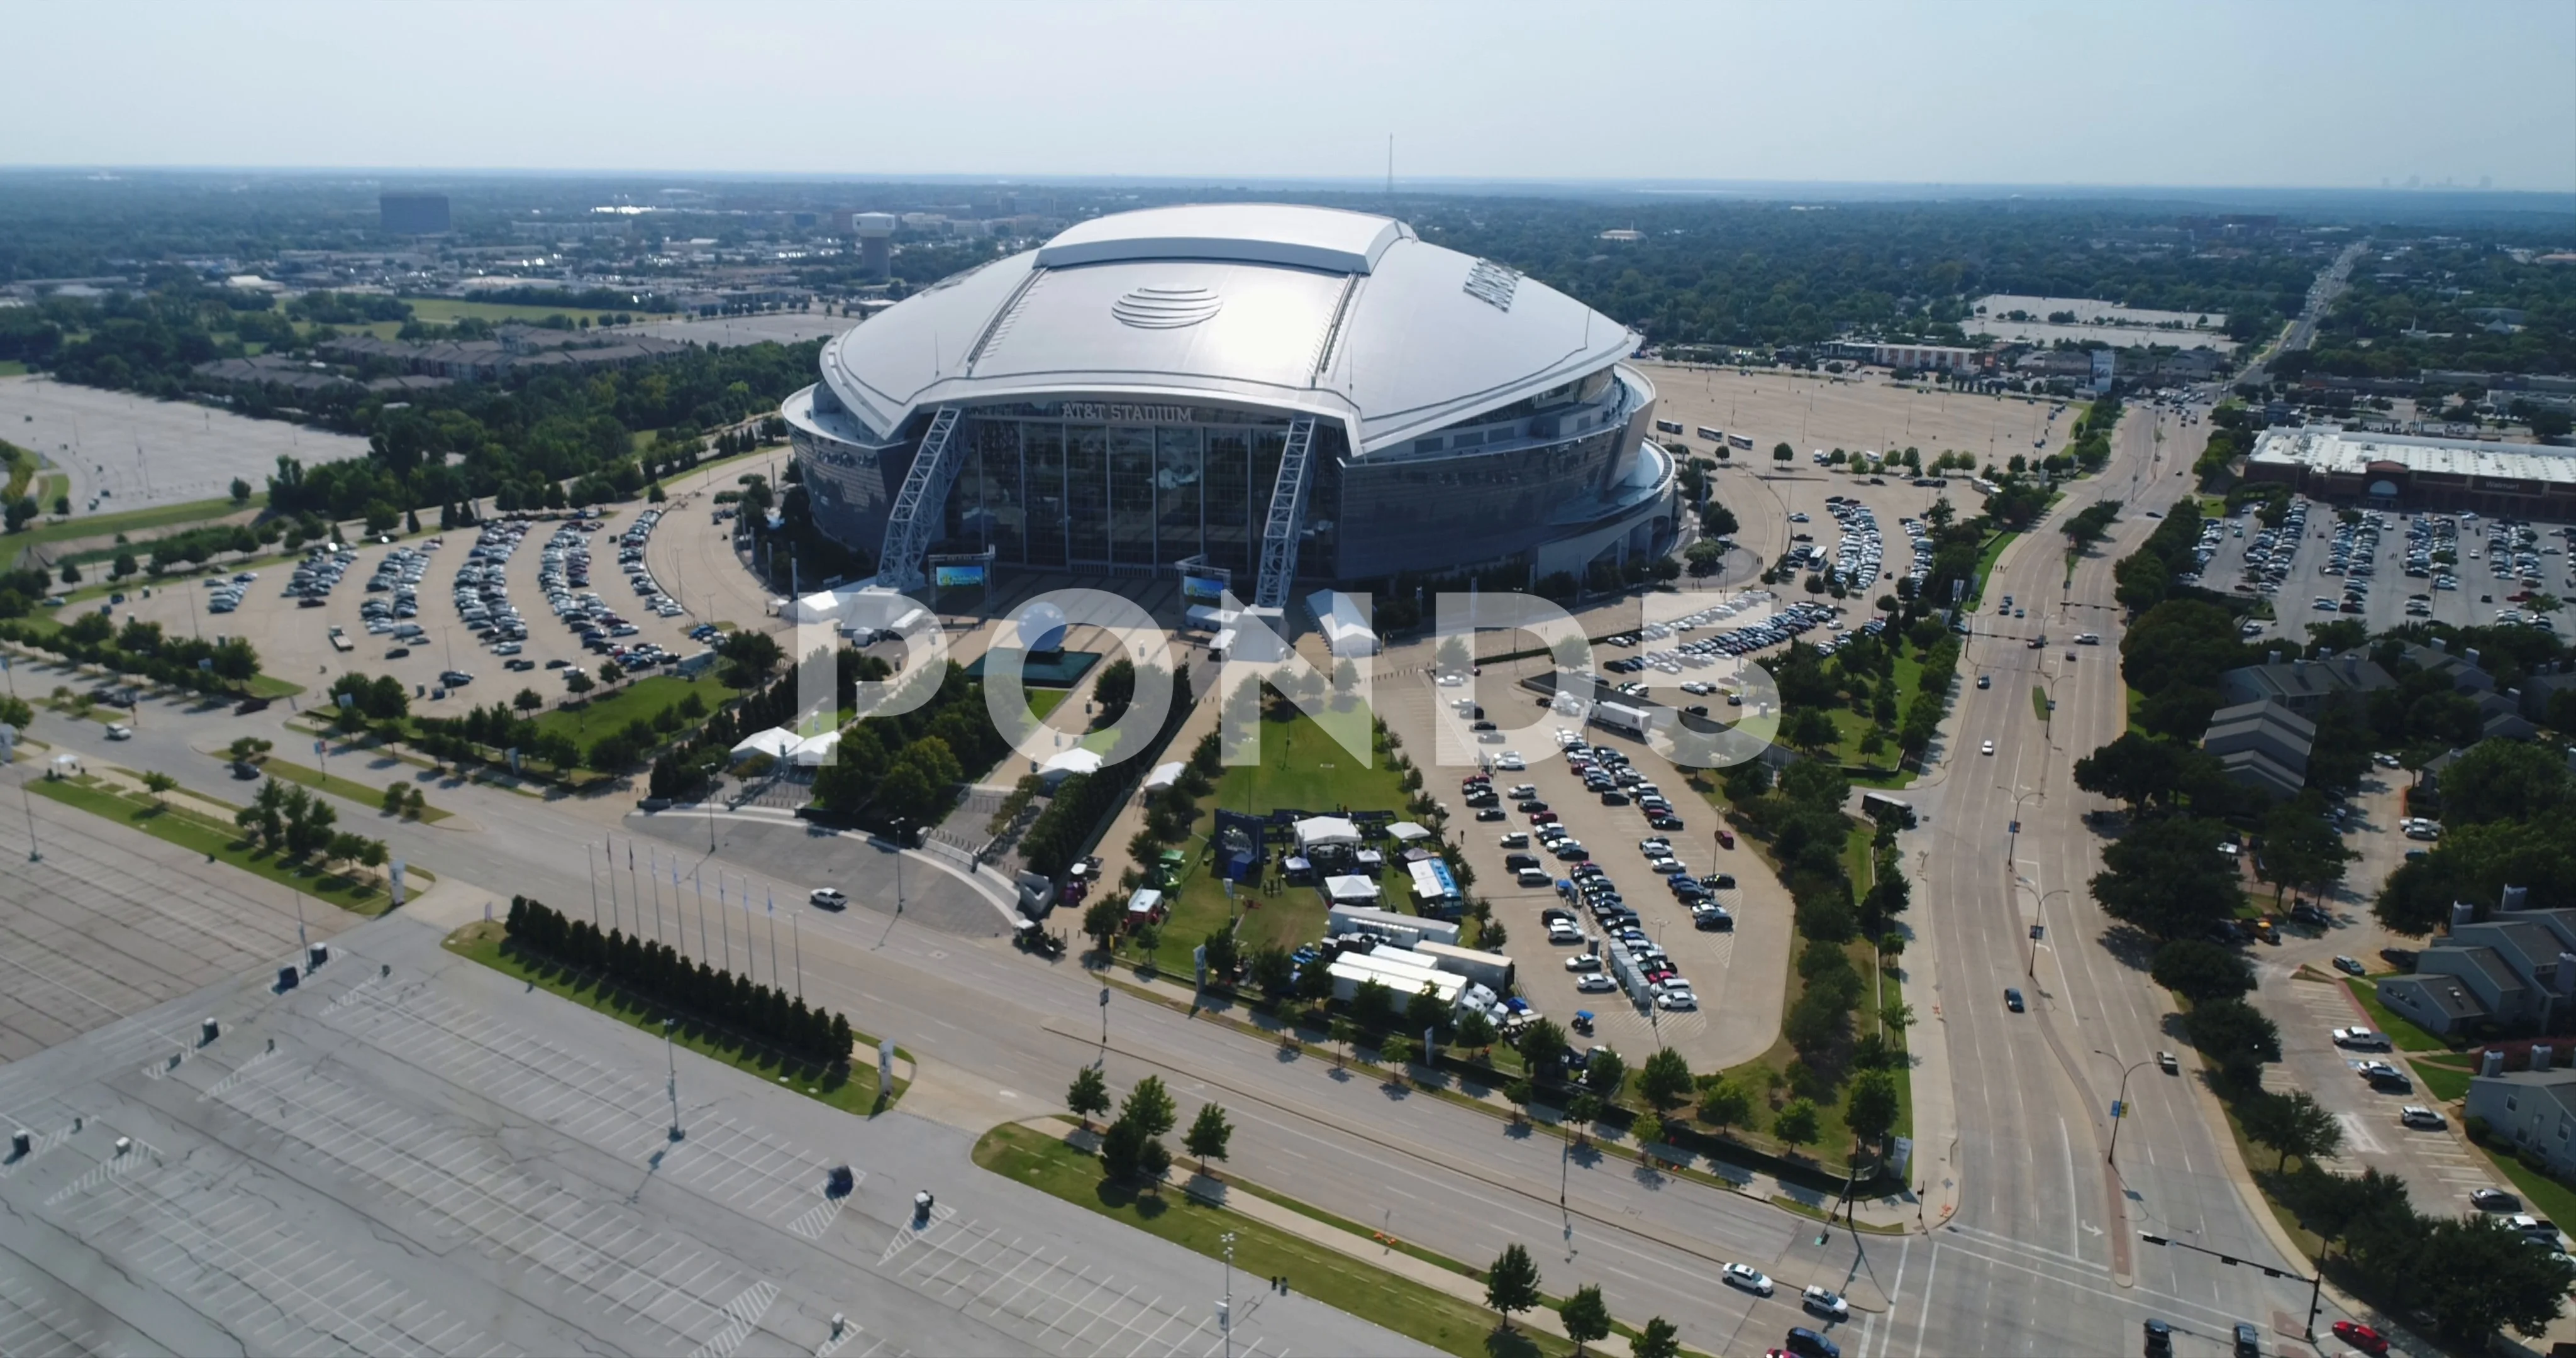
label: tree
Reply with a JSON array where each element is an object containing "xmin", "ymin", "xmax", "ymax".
[
  {"xmin": 599, "ymin": 660, "xmax": 624, "ymax": 688},
  {"xmin": 1772, "ymin": 441, "xmax": 1795, "ymax": 466},
  {"xmin": 110, "ymin": 551, "xmax": 136, "ymax": 579},
  {"xmin": 1515, "ymin": 1017, "xmax": 1567, "ymax": 1079},
  {"xmin": 141, "ymin": 770, "xmax": 177, "ymax": 805},
  {"xmin": 1329, "ymin": 1014, "xmax": 1358, "ymax": 1066},
  {"xmin": 2438, "ymin": 739, "xmax": 2573, "ymax": 827},
  {"xmin": 2413, "ymin": 1214, "xmax": 2576, "ymax": 1340},
  {"xmin": 1184, "ymin": 1100, "xmax": 1233, "ymax": 1173},
  {"xmin": 229, "ymin": 477, "xmax": 253, "ymax": 505},
  {"xmin": 1632, "ymin": 1047, "xmax": 1693, "ymax": 1110},
  {"xmin": 1564, "ymin": 1091, "xmax": 1602, "ymax": 1140},
  {"xmin": 58, "ymin": 560, "xmax": 79, "ymax": 585},
  {"xmin": 1483, "ymin": 1244, "xmax": 1541, "ymax": 1331},
  {"xmin": 1560, "ymin": 1284, "xmax": 1611, "ymax": 1356},
  {"xmin": 1080, "ymin": 898, "xmax": 1123, "ymax": 956},
  {"xmin": 1118, "ymin": 1075, "xmax": 1177, "ymax": 1139},
  {"xmin": 1629, "ymin": 1109, "xmax": 1667, "ymax": 1152},
  {"xmin": 1697, "ymin": 1078, "xmax": 1755, "ymax": 1130},
  {"xmin": 5, "ymin": 496, "xmax": 37, "ymax": 533},
  {"xmin": 1846, "ymin": 1070, "xmax": 1901, "ymax": 1147},
  {"xmin": 1406, "ymin": 982, "xmax": 1448, "ymax": 1039},
  {"xmin": 1582, "ymin": 1046, "xmax": 1628, "ymax": 1100},
  {"xmin": 1633, "ymin": 1316, "xmax": 1682, "ymax": 1358},
  {"xmin": 564, "ymin": 670, "xmax": 595, "ymax": 698},
  {"xmin": 2091, "ymin": 815, "xmax": 2246, "ymax": 939},
  {"xmin": 1773, "ymin": 1098, "xmax": 1821, "ymax": 1149},
  {"xmin": 513, "ymin": 687, "xmax": 543, "ymax": 716},
  {"xmin": 2257, "ymin": 793, "xmax": 2357, "ymax": 901},
  {"xmin": 2240, "ymin": 1089, "xmax": 2342, "ymax": 1171},
  {"xmin": 1065, "ymin": 1066, "xmax": 1110, "ymax": 1129},
  {"xmin": 2184, "ymin": 998, "xmax": 2280, "ymax": 1083},
  {"xmin": 2150, "ymin": 939, "xmax": 2257, "ymax": 1003},
  {"xmin": 2073, "ymin": 732, "xmax": 2185, "ymax": 812}
]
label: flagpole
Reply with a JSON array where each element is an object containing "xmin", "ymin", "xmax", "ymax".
[
  {"xmin": 626, "ymin": 841, "xmax": 642, "ymax": 942},
  {"xmin": 587, "ymin": 842, "xmax": 602, "ymax": 927},
  {"xmin": 767, "ymin": 888, "xmax": 780, "ymax": 991},
  {"xmin": 792, "ymin": 912, "xmax": 802, "ymax": 1000},
  {"xmin": 606, "ymin": 836, "xmax": 621, "ymax": 934},
  {"xmin": 694, "ymin": 867, "xmax": 709, "ymax": 961},
  {"xmin": 648, "ymin": 846, "xmax": 664, "ymax": 946},
  {"xmin": 718, "ymin": 873, "xmax": 733, "ymax": 972}
]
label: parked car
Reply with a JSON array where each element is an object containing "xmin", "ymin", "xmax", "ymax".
[
  {"xmin": 2472, "ymin": 1188, "xmax": 2522, "ymax": 1212},
  {"xmin": 2400, "ymin": 1106, "xmax": 2444, "ymax": 1129},
  {"xmin": 2333, "ymin": 955, "xmax": 2367, "ymax": 976},
  {"xmin": 2332, "ymin": 1027, "xmax": 2390, "ymax": 1051}
]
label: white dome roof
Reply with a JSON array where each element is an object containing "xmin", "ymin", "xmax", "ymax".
[{"xmin": 818, "ymin": 203, "xmax": 1636, "ymax": 453}]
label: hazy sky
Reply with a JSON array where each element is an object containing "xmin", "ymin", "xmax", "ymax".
[{"xmin": 9, "ymin": 1, "xmax": 2573, "ymax": 190}]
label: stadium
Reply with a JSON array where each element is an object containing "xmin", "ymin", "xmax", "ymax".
[{"xmin": 781, "ymin": 204, "xmax": 1677, "ymax": 608}]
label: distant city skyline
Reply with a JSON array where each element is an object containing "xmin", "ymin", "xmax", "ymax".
[{"xmin": 6, "ymin": 0, "xmax": 2573, "ymax": 192}]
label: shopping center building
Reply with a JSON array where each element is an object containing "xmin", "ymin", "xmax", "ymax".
[{"xmin": 781, "ymin": 204, "xmax": 1675, "ymax": 605}]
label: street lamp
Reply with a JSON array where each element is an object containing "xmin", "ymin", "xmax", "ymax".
[
  {"xmin": 2027, "ymin": 887, "xmax": 2070, "ymax": 978},
  {"xmin": 2136, "ymin": 1231, "xmax": 2324, "ymax": 1344},
  {"xmin": 1219, "ymin": 1230, "xmax": 1236, "ymax": 1358},
  {"xmin": 2095, "ymin": 1050, "xmax": 2154, "ymax": 1166}
]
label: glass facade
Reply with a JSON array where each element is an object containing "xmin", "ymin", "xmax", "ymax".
[{"xmin": 929, "ymin": 395, "xmax": 1650, "ymax": 580}]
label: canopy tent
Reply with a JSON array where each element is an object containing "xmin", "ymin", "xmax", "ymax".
[
  {"xmin": 1038, "ymin": 748, "xmax": 1105, "ymax": 787},
  {"xmin": 786, "ymin": 731, "xmax": 843, "ymax": 768},
  {"xmin": 1323, "ymin": 875, "xmax": 1380, "ymax": 905},
  {"xmin": 1182, "ymin": 604, "xmax": 1237, "ymax": 632},
  {"xmin": 782, "ymin": 582, "xmax": 924, "ymax": 637},
  {"xmin": 1140, "ymin": 761, "xmax": 1185, "ymax": 793},
  {"xmin": 729, "ymin": 727, "xmax": 800, "ymax": 764},
  {"xmin": 1292, "ymin": 816, "xmax": 1362, "ymax": 851},
  {"xmin": 1385, "ymin": 821, "xmax": 1433, "ymax": 843}
]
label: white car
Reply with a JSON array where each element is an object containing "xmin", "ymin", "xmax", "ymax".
[
  {"xmin": 2400, "ymin": 1106, "xmax": 2444, "ymax": 1129},
  {"xmin": 1980, "ymin": 739, "xmax": 1994, "ymax": 756},
  {"xmin": 1576, "ymin": 974, "xmax": 1616, "ymax": 993},
  {"xmin": 1721, "ymin": 1263, "xmax": 1774, "ymax": 1296},
  {"xmin": 2331, "ymin": 1027, "xmax": 2390, "ymax": 1051},
  {"xmin": 1496, "ymin": 752, "xmax": 1526, "ymax": 771},
  {"xmin": 1657, "ymin": 990, "xmax": 1699, "ymax": 1012},
  {"xmin": 1802, "ymin": 1285, "xmax": 1850, "ymax": 1319},
  {"xmin": 1436, "ymin": 673, "xmax": 1466, "ymax": 687},
  {"xmin": 105, "ymin": 724, "xmax": 133, "ymax": 741},
  {"xmin": 808, "ymin": 887, "xmax": 849, "ymax": 910}
]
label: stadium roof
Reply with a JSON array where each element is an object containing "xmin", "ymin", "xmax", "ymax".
[
  {"xmin": 2249, "ymin": 426, "xmax": 2576, "ymax": 485},
  {"xmin": 819, "ymin": 203, "xmax": 1638, "ymax": 455}
]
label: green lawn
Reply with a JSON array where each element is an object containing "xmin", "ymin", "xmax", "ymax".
[
  {"xmin": 1027, "ymin": 688, "xmax": 1068, "ymax": 720},
  {"xmin": 974, "ymin": 1123, "xmax": 1568, "ymax": 1358},
  {"xmin": 13, "ymin": 495, "xmax": 257, "ymax": 554},
  {"xmin": 2343, "ymin": 977, "xmax": 2456, "ymax": 1052},
  {"xmin": 532, "ymin": 671, "xmax": 736, "ymax": 743},
  {"xmin": 0, "ymin": 360, "xmax": 28, "ymax": 377},
  {"xmin": 2466, "ymin": 1130, "xmax": 2576, "ymax": 1230},
  {"xmin": 30, "ymin": 775, "xmax": 403, "ymax": 915},
  {"xmin": 2413, "ymin": 1059, "xmax": 2473, "ymax": 1104},
  {"xmin": 2031, "ymin": 684, "xmax": 2052, "ymax": 723},
  {"xmin": 1963, "ymin": 531, "xmax": 2018, "ymax": 608},
  {"xmin": 245, "ymin": 753, "xmax": 452, "ymax": 823},
  {"xmin": 1135, "ymin": 709, "xmax": 1413, "ymax": 974},
  {"xmin": 445, "ymin": 919, "xmax": 906, "ymax": 1113}
]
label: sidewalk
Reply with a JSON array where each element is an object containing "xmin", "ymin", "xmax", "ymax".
[
  {"xmin": 1021, "ymin": 1117, "xmax": 1635, "ymax": 1358},
  {"xmin": 1097, "ymin": 963, "xmax": 1919, "ymax": 1234}
]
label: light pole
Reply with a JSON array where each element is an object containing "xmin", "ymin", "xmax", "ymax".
[
  {"xmin": 2137, "ymin": 1231, "xmax": 2324, "ymax": 1345},
  {"xmin": 2096, "ymin": 1051, "xmax": 2154, "ymax": 1166},
  {"xmin": 1219, "ymin": 1230, "xmax": 1236, "ymax": 1358},
  {"xmin": 2028, "ymin": 887, "xmax": 2070, "ymax": 978},
  {"xmin": 663, "ymin": 1017, "xmax": 683, "ymax": 1142}
]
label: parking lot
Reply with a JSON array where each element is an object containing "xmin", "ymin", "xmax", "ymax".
[
  {"xmin": 92, "ymin": 502, "xmax": 722, "ymax": 719},
  {"xmin": 0, "ymin": 375, "xmax": 372, "ymax": 517},
  {"xmin": 1370, "ymin": 661, "xmax": 1792, "ymax": 1071},
  {"xmin": 2190, "ymin": 497, "xmax": 2574, "ymax": 644},
  {"xmin": 0, "ymin": 913, "xmax": 1416, "ymax": 1357}
]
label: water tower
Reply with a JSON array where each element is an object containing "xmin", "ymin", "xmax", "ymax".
[{"xmin": 854, "ymin": 213, "xmax": 896, "ymax": 280}]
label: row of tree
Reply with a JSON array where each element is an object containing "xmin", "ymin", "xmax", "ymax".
[
  {"xmin": 1019, "ymin": 663, "xmax": 1191, "ymax": 877},
  {"xmin": 0, "ymin": 612, "xmax": 259, "ymax": 695},
  {"xmin": 233, "ymin": 778, "xmax": 389, "ymax": 874},
  {"xmin": 503, "ymin": 895, "xmax": 855, "ymax": 1066}
]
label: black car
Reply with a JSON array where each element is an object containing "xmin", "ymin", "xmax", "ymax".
[
  {"xmin": 1647, "ymin": 813, "xmax": 1685, "ymax": 831},
  {"xmin": 1476, "ymin": 807, "xmax": 1507, "ymax": 822},
  {"xmin": 1785, "ymin": 1327, "xmax": 1841, "ymax": 1358},
  {"xmin": 1600, "ymin": 790, "xmax": 1629, "ymax": 806},
  {"xmin": 2004, "ymin": 988, "xmax": 2025, "ymax": 1013},
  {"xmin": 1518, "ymin": 800, "xmax": 1548, "ymax": 814},
  {"xmin": 385, "ymin": 646, "xmax": 411, "ymax": 659}
]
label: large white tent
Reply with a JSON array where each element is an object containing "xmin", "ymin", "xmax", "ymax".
[
  {"xmin": 1293, "ymin": 816, "xmax": 1361, "ymax": 851},
  {"xmin": 730, "ymin": 728, "xmax": 799, "ymax": 764},
  {"xmin": 1039, "ymin": 748, "xmax": 1105, "ymax": 787},
  {"xmin": 786, "ymin": 731, "xmax": 843, "ymax": 768}
]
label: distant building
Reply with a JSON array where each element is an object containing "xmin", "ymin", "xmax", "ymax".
[
  {"xmin": 2197, "ymin": 699, "xmax": 2314, "ymax": 801},
  {"xmin": 2244, "ymin": 426, "xmax": 2576, "ymax": 517},
  {"xmin": 380, "ymin": 192, "xmax": 451, "ymax": 236},
  {"xmin": 2217, "ymin": 655, "xmax": 2394, "ymax": 715},
  {"xmin": 1599, "ymin": 228, "xmax": 1644, "ymax": 243},
  {"xmin": 1824, "ymin": 340, "xmax": 1984, "ymax": 373},
  {"xmin": 2379, "ymin": 905, "xmax": 2576, "ymax": 1037}
]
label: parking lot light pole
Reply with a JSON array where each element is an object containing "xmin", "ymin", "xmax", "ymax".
[{"xmin": 2136, "ymin": 1231, "xmax": 2324, "ymax": 1344}]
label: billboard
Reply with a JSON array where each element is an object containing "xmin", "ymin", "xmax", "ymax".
[
  {"xmin": 1180, "ymin": 573, "xmax": 1228, "ymax": 605},
  {"xmin": 934, "ymin": 563, "xmax": 987, "ymax": 588}
]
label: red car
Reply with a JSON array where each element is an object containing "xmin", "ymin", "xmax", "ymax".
[
  {"xmin": 1716, "ymin": 828, "xmax": 1737, "ymax": 849},
  {"xmin": 2331, "ymin": 1320, "xmax": 2389, "ymax": 1355}
]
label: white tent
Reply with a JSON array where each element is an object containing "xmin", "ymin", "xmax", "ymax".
[
  {"xmin": 784, "ymin": 583, "xmax": 922, "ymax": 635},
  {"xmin": 1323, "ymin": 875, "xmax": 1380, "ymax": 905},
  {"xmin": 1385, "ymin": 821, "xmax": 1432, "ymax": 843},
  {"xmin": 1141, "ymin": 761, "xmax": 1185, "ymax": 793},
  {"xmin": 1039, "ymin": 748, "xmax": 1105, "ymax": 786},
  {"xmin": 1293, "ymin": 816, "xmax": 1361, "ymax": 851},
  {"xmin": 1183, "ymin": 604, "xmax": 1236, "ymax": 632},
  {"xmin": 786, "ymin": 731, "xmax": 843, "ymax": 768},
  {"xmin": 730, "ymin": 727, "xmax": 799, "ymax": 764},
  {"xmin": 1306, "ymin": 589, "xmax": 1379, "ymax": 658}
]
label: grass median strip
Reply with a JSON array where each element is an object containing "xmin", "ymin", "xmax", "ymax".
[
  {"xmin": 242, "ymin": 754, "xmax": 452, "ymax": 824},
  {"xmin": 28, "ymin": 774, "xmax": 403, "ymax": 915},
  {"xmin": 443, "ymin": 919, "xmax": 907, "ymax": 1115},
  {"xmin": 972, "ymin": 1122, "xmax": 1572, "ymax": 1358}
]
